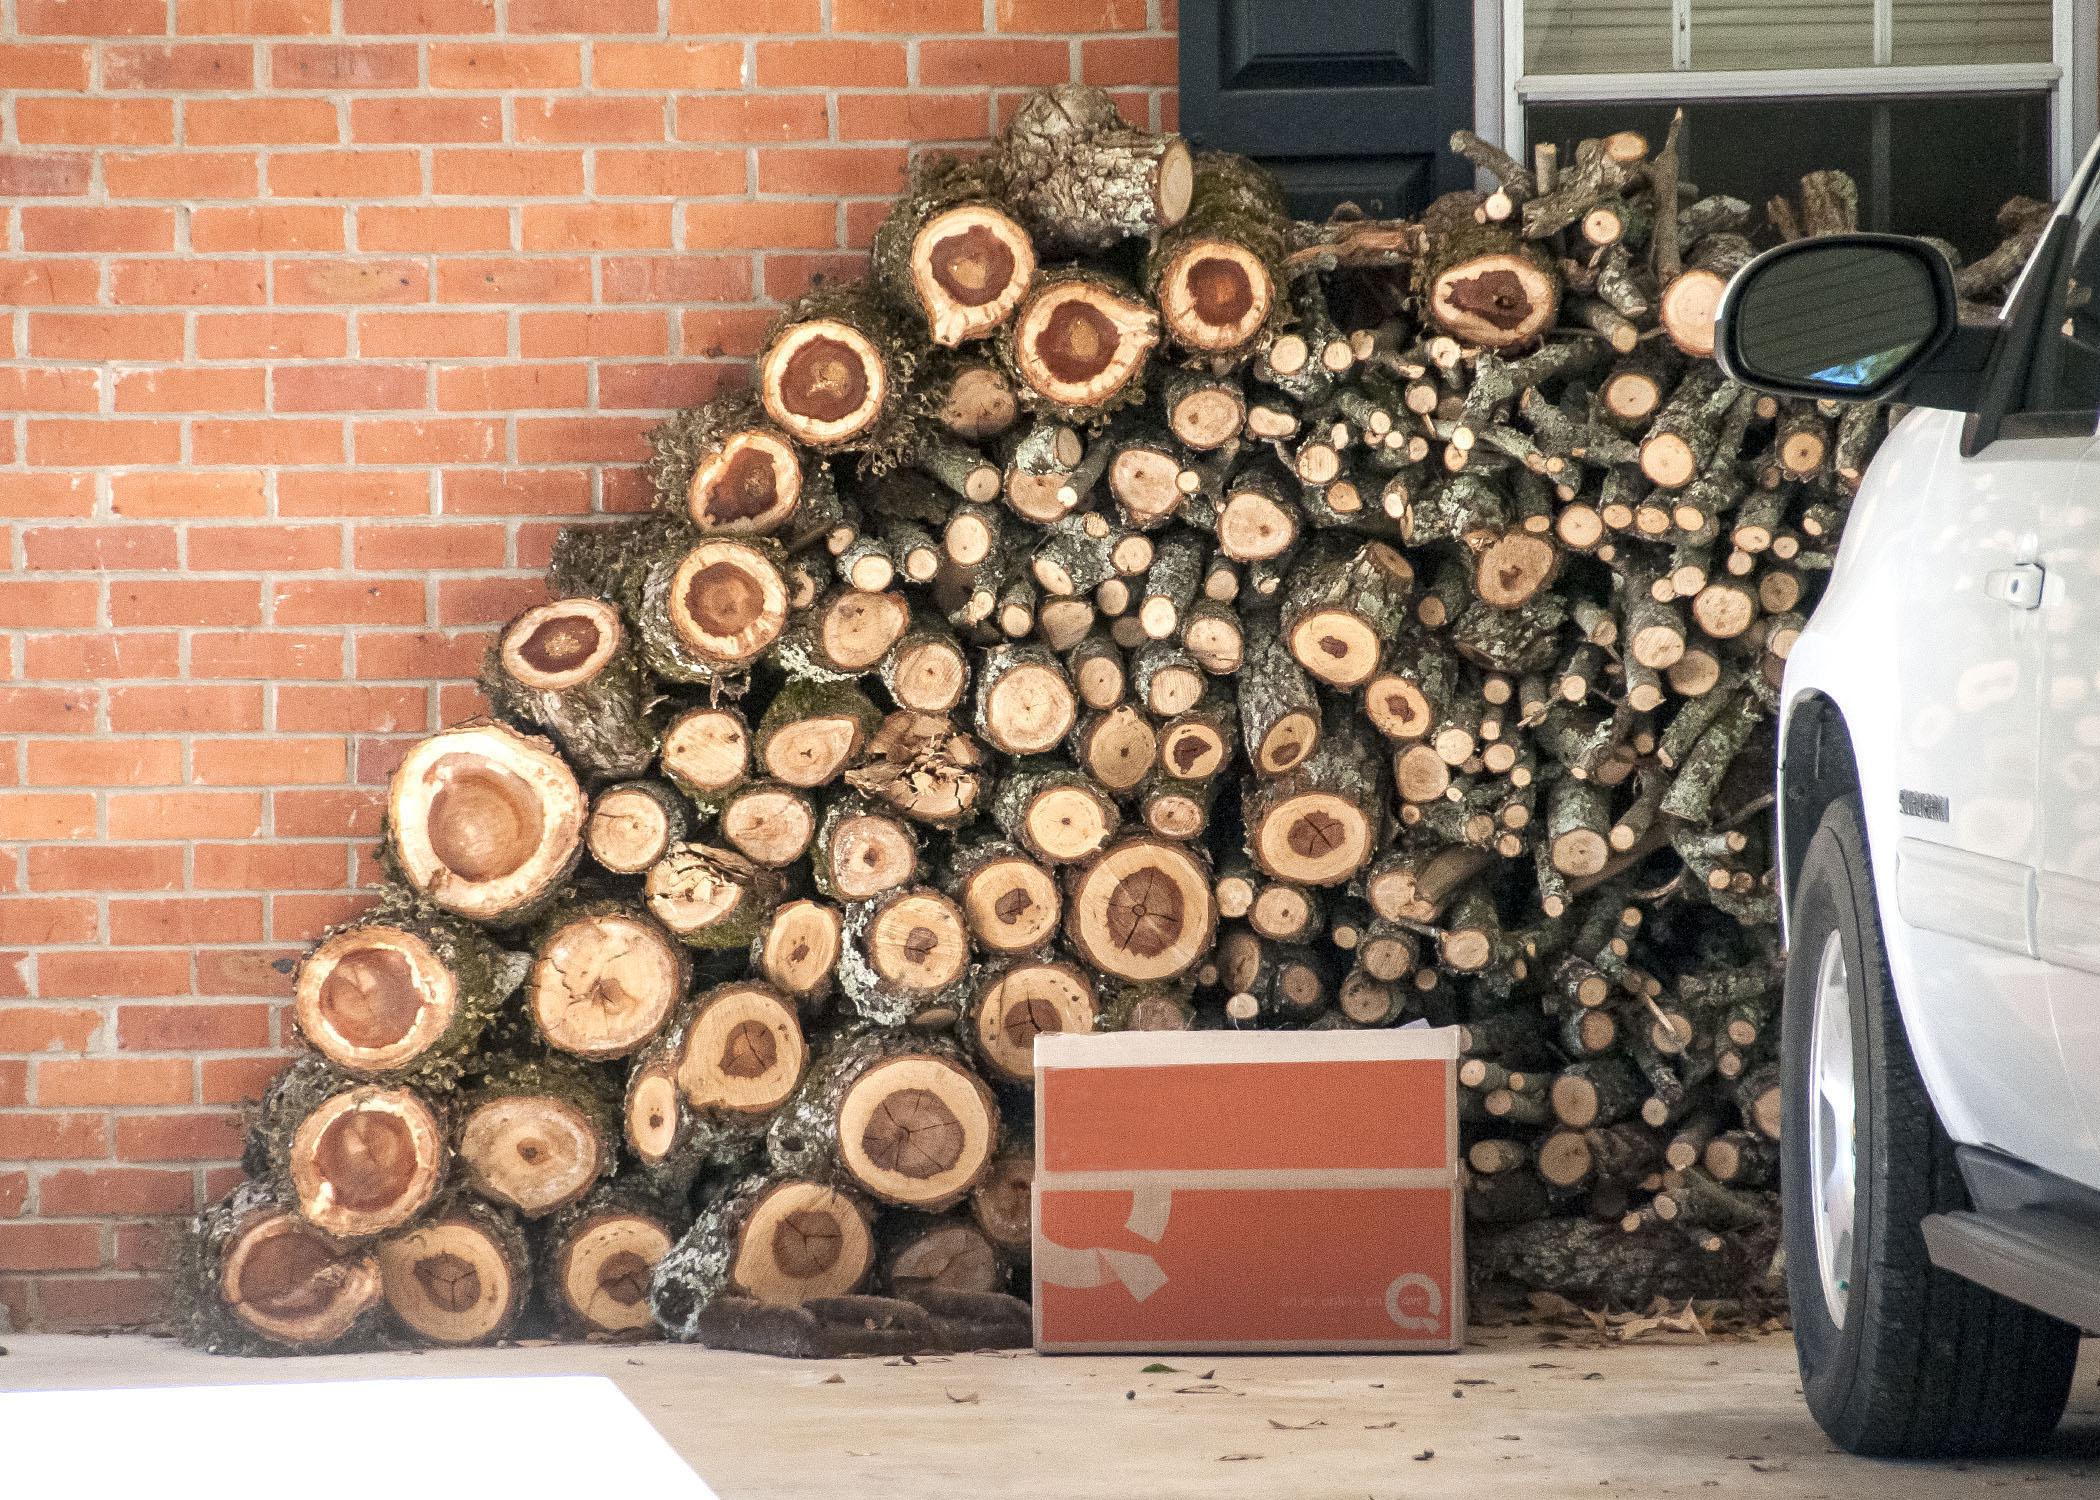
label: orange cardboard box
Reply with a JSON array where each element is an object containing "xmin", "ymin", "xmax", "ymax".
[{"xmin": 1032, "ymin": 1027, "xmax": 1463, "ymax": 1353}]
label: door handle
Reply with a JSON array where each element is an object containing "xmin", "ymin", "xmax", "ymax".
[{"xmin": 1984, "ymin": 562, "xmax": 2046, "ymax": 610}]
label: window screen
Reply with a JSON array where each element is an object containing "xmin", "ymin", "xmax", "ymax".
[
  {"xmin": 1891, "ymin": 1, "xmax": 2052, "ymax": 65},
  {"xmin": 1524, "ymin": 0, "xmax": 2052, "ymax": 73}
]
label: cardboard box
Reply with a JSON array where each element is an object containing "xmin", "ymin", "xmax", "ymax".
[{"xmin": 1032, "ymin": 1027, "xmax": 1463, "ymax": 1353}]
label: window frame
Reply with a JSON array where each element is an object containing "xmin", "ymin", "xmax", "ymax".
[{"xmin": 1482, "ymin": 0, "xmax": 2097, "ymax": 193}]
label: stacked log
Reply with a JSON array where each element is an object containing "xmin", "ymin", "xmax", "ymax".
[{"xmin": 182, "ymin": 88, "xmax": 2038, "ymax": 1353}]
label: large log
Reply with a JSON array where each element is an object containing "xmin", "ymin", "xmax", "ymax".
[
  {"xmin": 186, "ymin": 1181, "xmax": 384, "ymax": 1353},
  {"xmin": 651, "ymin": 1175, "xmax": 877, "ymax": 1340},
  {"xmin": 375, "ymin": 1194, "xmax": 531, "ymax": 1346},
  {"xmin": 250, "ymin": 1056, "xmax": 448, "ymax": 1241},
  {"xmin": 993, "ymin": 83, "xmax": 1193, "ymax": 256},
  {"xmin": 872, "ymin": 153, "xmax": 1037, "ymax": 347}
]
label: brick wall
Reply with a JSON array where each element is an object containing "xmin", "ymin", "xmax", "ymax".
[{"xmin": 0, "ymin": 2, "xmax": 1177, "ymax": 1332}]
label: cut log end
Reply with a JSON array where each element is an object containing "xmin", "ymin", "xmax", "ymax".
[
  {"xmin": 689, "ymin": 428, "xmax": 803, "ymax": 535},
  {"xmin": 983, "ymin": 660, "xmax": 1077, "ymax": 755},
  {"xmin": 459, "ymin": 1093, "xmax": 606, "ymax": 1219},
  {"xmin": 960, "ymin": 851, "xmax": 1062, "ymax": 954},
  {"xmin": 1431, "ymin": 257, "xmax": 1558, "ymax": 349},
  {"xmin": 836, "ymin": 1055, "xmax": 999, "ymax": 1209},
  {"xmin": 861, "ymin": 888, "xmax": 973, "ymax": 1001},
  {"xmin": 1253, "ymin": 709, "xmax": 1320, "ymax": 775},
  {"xmin": 669, "ymin": 540, "xmax": 790, "ymax": 669},
  {"xmin": 377, "ymin": 1211, "xmax": 525, "ymax": 1346},
  {"xmin": 677, "ymin": 982, "xmax": 808, "ymax": 1116},
  {"xmin": 289, "ymin": 1086, "xmax": 446, "ymax": 1239},
  {"xmin": 499, "ymin": 598, "xmax": 623, "ymax": 692},
  {"xmin": 553, "ymin": 1209, "xmax": 674, "ymax": 1335},
  {"xmin": 662, "ymin": 707, "xmax": 751, "ymax": 801},
  {"xmin": 1660, "ymin": 269, "xmax": 1727, "ymax": 358},
  {"xmin": 1067, "ymin": 837, "xmax": 1217, "ymax": 983},
  {"xmin": 1288, "ymin": 611, "xmax": 1382, "ymax": 690},
  {"xmin": 973, "ymin": 960, "xmax": 1097, "ymax": 1082},
  {"xmin": 721, "ymin": 784, "xmax": 817, "ymax": 869},
  {"xmin": 1158, "ymin": 240, "xmax": 1274, "ymax": 353},
  {"xmin": 388, "ymin": 723, "xmax": 585, "ymax": 924},
  {"xmin": 587, "ymin": 785, "xmax": 680, "ymax": 875},
  {"xmin": 826, "ymin": 809, "xmax": 918, "ymax": 902},
  {"xmin": 530, "ymin": 911, "xmax": 684, "ymax": 1060},
  {"xmin": 1166, "ymin": 383, "xmax": 1246, "ymax": 451},
  {"xmin": 819, "ymin": 589, "xmax": 913, "ymax": 674},
  {"xmin": 888, "ymin": 636, "xmax": 970, "ymax": 714},
  {"xmin": 1020, "ymin": 779, "xmax": 1118, "ymax": 865},
  {"xmin": 1012, "ymin": 279, "xmax": 1158, "ymax": 411},
  {"xmin": 913, "ymin": 204, "xmax": 1037, "ymax": 346},
  {"xmin": 733, "ymin": 1181, "xmax": 876, "ymax": 1304},
  {"xmin": 758, "ymin": 899, "xmax": 844, "ymax": 1000},
  {"xmin": 220, "ymin": 1209, "xmax": 383, "ymax": 1348},
  {"xmin": 760, "ymin": 319, "xmax": 888, "ymax": 448},
  {"xmin": 1252, "ymin": 791, "xmax": 1375, "ymax": 887},
  {"xmin": 294, "ymin": 925, "xmax": 456, "ymax": 1076}
]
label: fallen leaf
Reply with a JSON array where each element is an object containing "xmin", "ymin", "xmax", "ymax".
[
  {"xmin": 1140, "ymin": 1362, "xmax": 1180, "ymax": 1373},
  {"xmin": 1455, "ymin": 1378, "xmax": 1492, "ymax": 1386},
  {"xmin": 946, "ymin": 1390, "xmax": 979, "ymax": 1404},
  {"xmin": 1364, "ymin": 1421, "xmax": 1398, "ymax": 1430},
  {"xmin": 821, "ymin": 1374, "xmax": 845, "ymax": 1385},
  {"xmin": 1267, "ymin": 1418, "xmax": 1327, "ymax": 1431},
  {"xmin": 1219, "ymin": 1454, "xmax": 1263, "ymax": 1462},
  {"xmin": 1413, "ymin": 1449, "xmax": 1435, "ymax": 1461}
]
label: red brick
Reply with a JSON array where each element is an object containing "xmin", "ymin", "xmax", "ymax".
[
  {"xmin": 37, "ymin": 1058, "xmax": 195, "ymax": 1108},
  {"xmin": 997, "ymin": 0, "xmax": 1148, "ymax": 27},
  {"xmin": 1080, "ymin": 35, "xmax": 1176, "ymax": 84},
  {"xmin": 119, "ymin": 1003, "xmax": 273, "ymax": 1051},
  {"xmin": 109, "ymin": 471, "xmax": 269, "ymax": 519},
  {"xmin": 680, "ymin": 306, "xmax": 774, "ymax": 358},
  {"xmin": 357, "ymin": 204, "xmax": 512, "ymax": 254},
  {"xmin": 105, "ymin": 791, "xmax": 263, "ymax": 838},
  {"xmin": 104, "ymin": 149, "xmax": 258, "ymax": 199},
  {"xmin": 193, "ymin": 843, "xmax": 344, "ymax": 893},
  {"xmin": 42, "ymin": 1168, "xmax": 197, "ymax": 1218},
  {"xmin": 25, "ymin": 518, "xmax": 174, "ymax": 569},
  {"xmin": 41, "ymin": 949, "xmax": 191, "ymax": 1000},
  {"xmin": 113, "ymin": 1220, "xmax": 183, "ymax": 1272},
  {"xmin": 114, "ymin": 366, "xmax": 267, "ymax": 413},
  {"xmin": 273, "ymin": 788, "xmax": 382, "ymax": 837},
  {"xmin": 176, "ymin": 0, "xmax": 332, "ymax": 32},
  {"xmin": 0, "ymin": 44, "xmax": 93, "ymax": 89},
  {"xmin": 273, "ymin": 362, "xmax": 426, "ymax": 412},
  {"xmin": 600, "ymin": 254, "xmax": 752, "ymax": 302},
  {"xmin": 26, "ymin": 847, "xmax": 183, "ymax": 894},
  {"xmin": 115, "ymin": 1111, "xmax": 243, "ymax": 1162},
  {"xmin": 276, "ymin": 684, "xmax": 426, "ymax": 732},
  {"xmin": 435, "ymin": 256, "xmax": 590, "ymax": 303},
  {"xmin": 521, "ymin": 202, "xmax": 674, "ymax": 251},
  {"xmin": 764, "ymin": 251, "xmax": 870, "ymax": 299},
  {"xmin": 18, "ymin": 0, "xmax": 165, "ymax": 34},
  {"xmin": 202, "ymin": 1056, "xmax": 290, "ymax": 1104},
  {"xmin": 352, "ymin": 521, "xmax": 506, "ymax": 570},
  {"xmin": 195, "ymin": 736, "xmax": 350, "ymax": 786},
  {"xmin": 271, "ymin": 577, "xmax": 427, "ymax": 626},
  {"xmin": 757, "ymin": 146, "xmax": 909, "ymax": 196},
  {"xmin": 27, "ymin": 312, "xmax": 182, "ymax": 363},
  {"xmin": 518, "ymin": 309, "xmax": 667, "ymax": 358},
  {"xmin": 185, "ymin": 97, "xmax": 341, "ymax": 146},
  {"xmin": 0, "ymin": 793, "xmax": 96, "ymax": 840},
  {"xmin": 0, "ymin": 1171, "xmax": 25, "ymax": 1218},
  {"xmin": 191, "ymin": 203, "xmax": 345, "ymax": 252},
  {"xmin": 108, "ymin": 896, "xmax": 265, "ymax": 947},
  {"xmin": 190, "ymin": 630, "xmax": 343, "ymax": 678},
  {"xmin": 0, "ymin": 896, "xmax": 97, "ymax": 945},
  {"xmin": 354, "ymin": 628, "xmax": 490, "ymax": 680},
  {"xmin": 342, "ymin": 0, "xmax": 495, "ymax": 29},
  {"xmin": 16, "ymin": 98, "xmax": 173, "ymax": 147},
  {"xmin": 38, "ymin": 1276, "xmax": 172, "ymax": 1332},
  {"xmin": 197, "ymin": 946, "xmax": 304, "ymax": 996},
  {"xmin": 360, "ymin": 309, "xmax": 508, "ymax": 358},
  {"xmin": 277, "ymin": 469, "xmax": 431, "ymax": 517},
  {"xmin": 441, "ymin": 467, "xmax": 591, "ymax": 515},
  {"xmin": 350, "ymin": 96, "xmax": 501, "ymax": 144},
  {"xmin": 0, "ymin": 153, "xmax": 92, "ymax": 197},
  {"xmin": 515, "ymin": 414, "xmax": 652, "ymax": 464},
  {"xmin": 195, "ymin": 311, "xmax": 347, "ymax": 359},
  {"xmin": 352, "ymin": 417, "xmax": 501, "ymax": 466},
  {"xmin": 0, "ymin": 368, "xmax": 100, "ymax": 416},
  {"xmin": 592, "ymin": 40, "xmax": 741, "ymax": 89},
  {"xmin": 108, "ymin": 685, "xmax": 264, "ymax": 733},
  {"xmin": 273, "ymin": 892, "xmax": 371, "ymax": 942},
  {"xmin": 677, "ymin": 198, "xmax": 837, "ymax": 251},
  {"xmin": 667, "ymin": 0, "xmax": 821, "ymax": 26},
  {"xmin": 101, "ymin": 42, "xmax": 254, "ymax": 89},
  {"xmin": 513, "ymin": 96, "xmax": 665, "ymax": 144},
  {"xmin": 598, "ymin": 361, "xmax": 727, "ymax": 411},
  {"xmin": 840, "ymin": 0, "xmax": 985, "ymax": 24},
  {"xmin": 428, "ymin": 41, "xmax": 581, "ymax": 89},
  {"xmin": 268, "ymin": 149, "xmax": 421, "ymax": 199},
  {"xmin": 109, "ymin": 258, "xmax": 266, "ymax": 306},
  {"xmin": 0, "ymin": 686, "xmax": 100, "ymax": 734},
  {"xmin": 28, "ymin": 420, "xmax": 182, "ymax": 468},
  {"xmin": 22, "ymin": 203, "xmax": 175, "ymax": 255},
  {"xmin": 837, "ymin": 91, "xmax": 989, "ymax": 141},
  {"xmin": 23, "ymin": 633, "xmax": 181, "ymax": 681},
  {"xmin": 757, "ymin": 39, "xmax": 909, "ymax": 87},
  {"xmin": 436, "ymin": 575, "xmax": 545, "ymax": 626},
  {"xmin": 922, "ymin": 37, "xmax": 1071, "ymax": 86},
  {"xmin": 595, "ymin": 148, "xmax": 747, "ymax": 199},
  {"xmin": 430, "ymin": 147, "xmax": 584, "ymax": 197},
  {"xmin": 0, "ymin": 580, "xmax": 98, "ymax": 630},
  {"xmin": 271, "ymin": 41, "xmax": 419, "ymax": 88},
  {"xmin": 190, "ymin": 418, "xmax": 344, "ymax": 466},
  {"xmin": 109, "ymin": 579, "xmax": 262, "ymax": 629},
  {"xmin": 0, "ymin": 1223, "xmax": 103, "ymax": 1272},
  {"xmin": 432, "ymin": 362, "xmax": 584, "ymax": 412},
  {"xmin": 185, "ymin": 524, "xmax": 342, "ymax": 571},
  {"xmin": 0, "ymin": 1112, "xmax": 108, "ymax": 1162},
  {"xmin": 674, "ymin": 94, "xmax": 830, "ymax": 143},
  {"xmin": 25, "ymin": 740, "xmax": 180, "ymax": 788},
  {"xmin": 0, "ymin": 260, "xmax": 102, "ymax": 307},
  {"xmin": 511, "ymin": 0, "xmax": 655, "ymax": 27}
]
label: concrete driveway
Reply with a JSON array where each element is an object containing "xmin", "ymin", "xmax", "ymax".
[{"xmin": 4, "ymin": 1329, "xmax": 2097, "ymax": 1497}]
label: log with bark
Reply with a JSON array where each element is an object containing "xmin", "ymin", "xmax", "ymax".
[{"xmin": 191, "ymin": 90, "xmax": 2037, "ymax": 1353}]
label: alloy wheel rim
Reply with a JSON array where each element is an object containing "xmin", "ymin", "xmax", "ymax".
[{"xmin": 1808, "ymin": 927, "xmax": 1859, "ymax": 1329}]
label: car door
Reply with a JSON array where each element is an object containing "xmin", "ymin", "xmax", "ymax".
[
  {"xmin": 2032, "ymin": 174, "xmax": 2100, "ymax": 1182},
  {"xmin": 1891, "ymin": 176, "xmax": 2100, "ymax": 1183}
]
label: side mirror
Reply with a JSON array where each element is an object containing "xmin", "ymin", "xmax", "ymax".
[{"xmin": 1716, "ymin": 234, "xmax": 1960, "ymax": 403}]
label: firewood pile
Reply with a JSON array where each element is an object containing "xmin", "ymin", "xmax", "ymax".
[{"xmin": 180, "ymin": 87, "xmax": 2044, "ymax": 1354}]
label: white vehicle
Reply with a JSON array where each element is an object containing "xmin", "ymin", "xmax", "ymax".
[{"xmin": 1715, "ymin": 146, "xmax": 2100, "ymax": 1457}]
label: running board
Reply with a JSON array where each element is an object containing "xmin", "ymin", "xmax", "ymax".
[{"xmin": 1922, "ymin": 1209, "xmax": 2100, "ymax": 1331}]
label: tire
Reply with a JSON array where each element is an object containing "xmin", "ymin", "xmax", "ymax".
[{"xmin": 1785, "ymin": 797, "xmax": 2079, "ymax": 1457}]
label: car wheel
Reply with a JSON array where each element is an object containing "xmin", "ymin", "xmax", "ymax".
[{"xmin": 1785, "ymin": 797, "xmax": 2079, "ymax": 1456}]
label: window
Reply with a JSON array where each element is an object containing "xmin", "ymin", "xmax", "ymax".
[
  {"xmin": 1504, "ymin": 0, "xmax": 2089, "ymax": 251},
  {"xmin": 2021, "ymin": 167, "xmax": 2100, "ymax": 413}
]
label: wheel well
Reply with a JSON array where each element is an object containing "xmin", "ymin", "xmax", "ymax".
[{"xmin": 1781, "ymin": 691, "xmax": 1861, "ymax": 905}]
